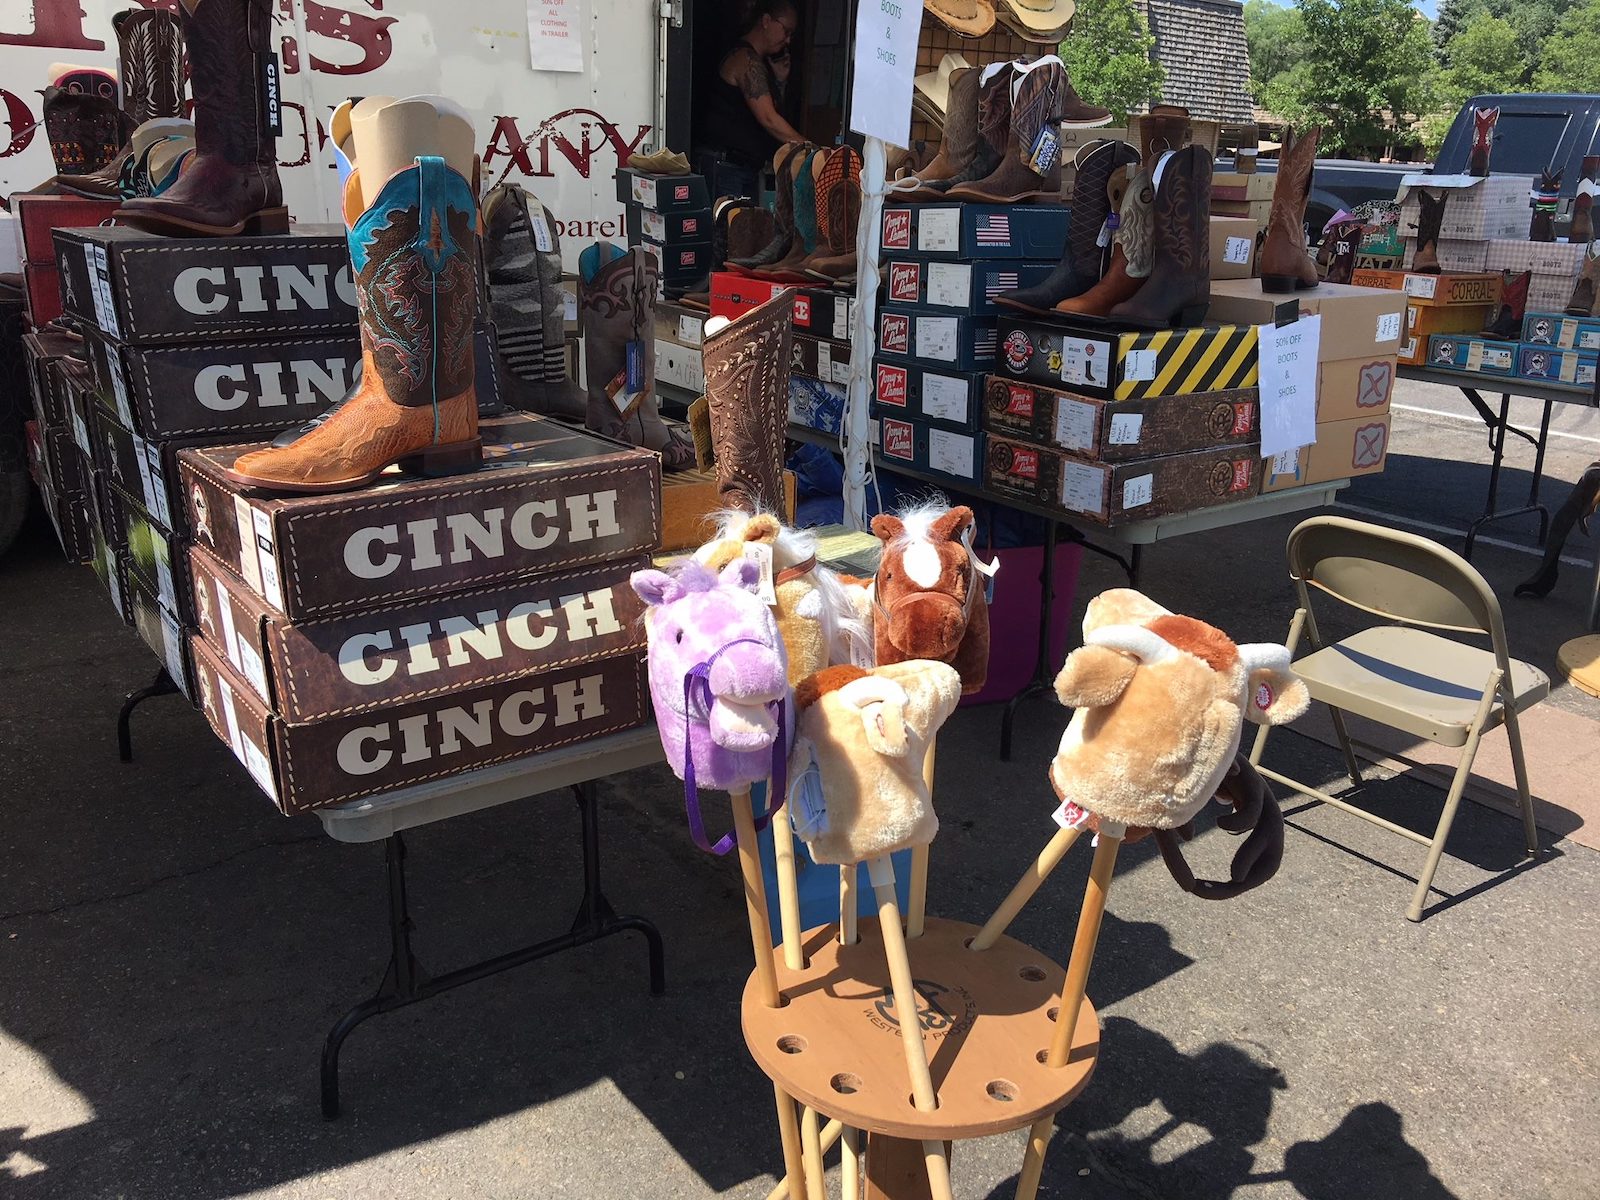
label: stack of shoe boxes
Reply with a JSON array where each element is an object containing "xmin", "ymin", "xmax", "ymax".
[
  {"xmin": 21, "ymin": 330, "xmax": 96, "ymax": 568},
  {"xmin": 178, "ymin": 414, "xmax": 659, "ymax": 814},
  {"xmin": 1348, "ymin": 267, "xmax": 1499, "ymax": 367},
  {"xmin": 1519, "ymin": 311, "xmax": 1600, "ymax": 389},
  {"xmin": 1398, "ymin": 176, "xmax": 1533, "ymax": 273},
  {"xmin": 617, "ymin": 167, "xmax": 713, "ymax": 298},
  {"xmin": 11, "ymin": 195, "xmax": 120, "ymax": 328},
  {"xmin": 872, "ymin": 201, "xmax": 1070, "ymax": 488}
]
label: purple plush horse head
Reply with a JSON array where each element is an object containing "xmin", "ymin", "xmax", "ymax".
[{"xmin": 632, "ymin": 558, "xmax": 794, "ymax": 851}]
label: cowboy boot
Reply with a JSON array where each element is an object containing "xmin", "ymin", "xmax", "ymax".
[
  {"xmin": 923, "ymin": 63, "xmax": 1014, "ymax": 195},
  {"xmin": 39, "ymin": 84, "xmax": 128, "ymax": 179},
  {"xmin": 1137, "ymin": 104, "xmax": 1191, "ymax": 159},
  {"xmin": 1567, "ymin": 248, "xmax": 1600, "ymax": 317},
  {"xmin": 1109, "ymin": 145, "xmax": 1212, "ymax": 328},
  {"xmin": 1516, "ymin": 463, "xmax": 1600, "ymax": 598},
  {"xmin": 730, "ymin": 141, "xmax": 806, "ymax": 270},
  {"xmin": 754, "ymin": 148, "xmax": 828, "ymax": 281},
  {"xmin": 1411, "ymin": 189, "xmax": 1446, "ymax": 273},
  {"xmin": 579, "ymin": 246, "xmax": 696, "ymax": 470},
  {"xmin": 804, "ymin": 146, "xmax": 863, "ymax": 282},
  {"xmin": 117, "ymin": 0, "xmax": 287, "ymax": 237},
  {"xmin": 1468, "ymin": 106, "xmax": 1499, "ymax": 178},
  {"xmin": 226, "ymin": 156, "xmax": 480, "ymax": 492},
  {"xmin": 483, "ymin": 182, "xmax": 587, "ymax": 421},
  {"xmin": 1060, "ymin": 74, "xmax": 1113, "ymax": 129},
  {"xmin": 1321, "ymin": 219, "xmax": 1363, "ymax": 285},
  {"xmin": 1530, "ymin": 170, "xmax": 1562, "ymax": 242},
  {"xmin": 1481, "ymin": 270, "xmax": 1530, "ymax": 337},
  {"xmin": 1259, "ymin": 126, "xmax": 1321, "ymax": 293},
  {"xmin": 703, "ymin": 289, "xmax": 793, "ymax": 514},
  {"xmin": 996, "ymin": 139, "xmax": 1140, "ymax": 314},
  {"xmin": 1054, "ymin": 162, "xmax": 1154, "ymax": 318},
  {"xmin": 1574, "ymin": 157, "xmax": 1600, "ymax": 245},
  {"xmin": 947, "ymin": 56, "xmax": 1066, "ymax": 203},
  {"xmin": 889, "ymin": 67, "xmax": 979, "ymax": 194}
]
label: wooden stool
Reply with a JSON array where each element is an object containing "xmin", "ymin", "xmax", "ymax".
[{"xmin": 743, "ymin": 918, "xmax": 1100, "ymax": 1199}]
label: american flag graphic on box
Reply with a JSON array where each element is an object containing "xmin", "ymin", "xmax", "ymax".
[
  {"xmin": 974, "ymin": 213, "xmax": 1012, "ymax": 247},
  {"xmin": 983, "ymin": 271, "xmax": 1021, "ymax": 300}
]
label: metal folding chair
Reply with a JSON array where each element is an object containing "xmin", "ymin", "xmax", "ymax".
[{"xmin": 1250, "ymin": 516, "xmax": 1545, "ymax": 920}]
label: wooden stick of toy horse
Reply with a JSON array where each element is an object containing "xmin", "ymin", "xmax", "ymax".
[
  {"xmin": 975, "ymin": 589, "xmax": 1308, "ymax": 1200},
  {"xmin": 788, "ymin": 658, "xmax": 966, "ymax": 1200}
]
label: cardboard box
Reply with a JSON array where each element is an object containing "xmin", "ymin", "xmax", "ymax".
[
  {"xmin": 875, "ymin": 416, "xmax": 984, "ymax": 488},
  {"xmin": 54, "ymin": 226, "xmax": 362, "ymax": 344},
  {"xmin": 43, "ymin": 427, "xmax": 88, "ymax": 495},
  {"xmin": 179, "ymin": 414, "xmax": 661, "ymax": 621},
  {"xmin": 707, "ymin": 276, "xmax": 855, "ymax": 339},
  {"xmin": 615, "ymin": 168, "xmax": 710, "ymax": 212},
  {"xmin": 1209, "ymin": 216, "xmax": 1258, "ymax": 280},
  {"xmin": 1262, "ymin": 414, "xmax": 1391, "ymax": 492},
  {"xmin": 654, "ymin": 335, "xmax": 705, "ymax": 393},
  {"xmin": 10, "ymin": 194, "xmax": 120, "ymax": 265},
  {"xmin": 659, "ymin": 469, "xmax": 795, "ymax": 552},
  {"xmin": 1205, "ymin": 279, "xmax": 1405, "ymax": 362},
  {"xmin": 87, "ymin": 517, "xmax": 132, "ymax": 625},
  {"xmin": 789, "ymin": 375, "xmax": 845, "ymax": 435},
  {"xmin": 1516, "ymin": 343, "xmax": 1597, "ymax": 390},
  {"xmin": 658, "ymin": 300, "xmax": 707, "ymax": 348},
  {"xmin": 1211, "ymin": 172, "xmax": 1276, "ymax": 203},
  {"xmin": 1484, "ymin": 238, "xmax": 1586, "ymax": 278},
  {"xmin": 656, "ymin": 241, "xmax": 713, "ymax": 288},
  {"xmin": 873, "ymin": 359, "xmax": 984, "ymax": 432},
  {"xmin": 1318, "ymin": 355, "xmax": 1397, "ymax": 422},
  {"xmin": 109, "ymin": 481, "xmax": 186, "ymax": 619},
  {"xmin": 21, "ymin": 330, "xmax": 83, "ymax": 426},
  {"xmin": 1349, "ymin": 269, "xmax": 1501, "ymax": 308},
  {"xmin": 883, "ymin": 258, "xmax": 1058, "ymax": 315},
  {"xmin": 189, "ymin": 631, "xmax": 649, "ymax": 815},
  {"xmin": 189, "ymin": 541, "xmax": 648, "ymax": 721},
  {"xmin": 1397, "ymin": 174, "xmax": 1535, "ymax": 241},
  {"xmin": 1522, "ymin": 312, "xmax": 1600, "ymax": 350},
  {"xmin": 995, "ymin": 316, "xmax": 1260, "ymax": 401},
  {"xmin": 625, "ymin": 205, "xmax": 713, "ymax": 245},
  {"xmin": 35, "ymin": 472, "xmax": 92, "ymax": 564},
  {"xmin": 985, "ymin": 435, "xmax": 1260, "ymax": 524},
  {"xmin": 89, "ymin": 407, "xmax": 222, "ymax": 530},
  {"xmin": 1529, "ymin": 273, "xmax": 1578, "ymax": 314},
  {"xmin": 1210, "ymin": 199, "xmax": 1272, "ymax": 224},
  {"xmin": 23, "ymin": 263, "xmax": 63, "ymax": 327},
  {"xmin": 1400, "ymin": 238, "xmax": 1489, "ymax": 274},
  {"xmin": 793, "ymin": 333, "xmax": 854, "ymax": 388},
  {"xmin": 877, "ymin": 308, "xmax": 997, "ymax": 371},
  {"xmin": 982, "ymin": 376, "xmax": 1259, "ymax": 461},
  {"xmin": 1398, "ymin": 303, "xmax": 1493, "ymax": 365},
  {"xmin": 1424, "ymin": 334, "xmax": 1516, "ymax": 376},
  {"xmin": 127, "ymin": 571, "xmax": 193, "ymax": 701},
  {"xmin": 879, "ymin": 203, "xmax": 1071, "ymax": 261}
]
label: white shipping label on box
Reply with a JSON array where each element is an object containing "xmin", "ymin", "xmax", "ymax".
[
  {"xmin": 251, "ymin": 509, "xmax": 284, "ymax": 611},
  {"xmin": 833, "ymin": 297, "xmax": 853, "ymax": 342},
  {"xmin": 926, "ymin": 263, "xmax": 973, "ymax": 308},
  {"xmin": 1060, "ymin": 336, "xmax": 1110, "ymax": 388},
  {"xmin": 1377, "ymin": 311, "xmax": 1403, "ymax": 343},
  {"xmin": 1108, "ymin": 412, "xmax": 1144, "ymax": 446},
  {"xmin": 927, "ymin": 429, "xmax": 975, "ymax": 479},
  {"xmin": 678, "ymin": 314, "xmax": 703, "ymax": 346},
  {"xmin": 1123, "ymin": 349, "xmax": 1158, "ymax": 382},
  {"xmin": 1224, "ymin": 236, "xmax": 1252, "ymax": 265},
  {"xmin": 917, "ymin": 209, "xmax": 960, "ymax": 253},
  {"xmin": 1257, "ymin": 315, "xmax": 1320, "ymax": 459},
  {"xmin": 642, "ymin": 210, "xmax": 666, "ymax": 241},
  {"xmin": 1060, "ymin": 459, "xmax": 1107, "ymax": 514},
  {"xmin": 914, "ymin": 316, "xmax": 958, "ymax": 362},
  {"xmin": 1403, "ymin": 274, "xmax": 1440, "ymax": 301},
  {"xmin": 1053, "ymin": 397, "xmax": 1097, "ymax": 451},
  {"xmin": 1122, "ymin": 473, "xmax": 1154, "ymax": 510},
  {"xmin": 107, "ymin": 352, "xmax": 133, "ymax": 426},
  {"xmin": 921, "ymin": 373, "xmax": 970, "ymax": 424},
  {"xmin": 831, "ymin": 357, "xmax": 851, "ymax": 386}
]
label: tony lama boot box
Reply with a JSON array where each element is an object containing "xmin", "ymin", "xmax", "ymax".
[
  {"xmin": 983, "ymin": 377, "xmax": 1260, "ymax": 462},
  {"xmin": 190, "ymin": 632, "xmax": 649, "ymax": 815},
  {"xmin": 877, "ymin": 309, "xmax": 998, "ymax": 372},
  {"xmin": 873, "ymin": 359, "xmax": 985, "ymax": 433},
  {"xmin": 874, "ymin": 416, "xmax": 986, "ymax": 488},
  {"xmin": 180, "ymin": 414, "xmax": 661, "ymax": 621},
  {"xmin": 883, "ymin": 258, "xmax": 1057, "ymax": 317},
  {"xmin": 189, "ymin": 542, "xmax": 647, "ymax": 724},
  {"xmin": 879, "ymin": 204, "xmax": 1072, "ymax": 260}
]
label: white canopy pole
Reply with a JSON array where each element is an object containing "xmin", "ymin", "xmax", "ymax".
[{"xmin": 842, "ymin": 135, "xmax": 886, "ymax": 531}]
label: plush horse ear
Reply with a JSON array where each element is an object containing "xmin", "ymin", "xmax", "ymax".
[
  {"xmin": 719, "ymin": 555, "xmax": 763, "ymax": 594},
  {"xmin": 870, "ymin": 514, "xmax": 905, "ymax": 543},
  {"xmin": 1054, "ymin": 644, "xmax": 1140, "ymax": 709},
  {"xmin": 631, "ymin": 569, "xmax": 678, "ymax": 607},
  {"xmin": 930, "ymin": 505, "xmax": 975, "ymax": 543},
  {"xmin": 835, "ymin": 675, "xmax": 911, "ymax": 757},
  {"xmin": 743, "ymin": 514, "xmax": 782, "ymax": 544},
  {"xmin": 1238, "ymin": 645, "xmax": 1311, "ymax": 726}
]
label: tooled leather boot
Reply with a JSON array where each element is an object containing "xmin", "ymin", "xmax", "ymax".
[
  {"xmin": 1055, "ymin": 161, "xmax": 1154, "ymax": 318},
  {"xmin": 1485, "ymin": 270, "xmax": 1530, "ymax": 335},
  {"xmin": 1411, "ymin": 189, "xmax": 1447, "ymax": 273},
  {"xmin": 804, "ymin": 146, "xmax": 863, "ymax": 282},
  {"xmin": 947, "ymin": 56, "xmax": 1066, "ymax": 203},
  {"xmin": 1573, "ymin": 156, "xmax": 1600, "ymax": 244},
  {"xmin": 55, "ymin": 8, "xmax": 187, "ymax": 199},
  {"xmin": 890, "ymin": 67, "xmax": 978, "ymax": 196},
  {"xmin": 923, "ymin": 63, "xmax": 1013, "ymax": 196},
  {"xmin": 225, "ymin": 157, "xmax": 481, "ymax": 492},
  {"xmin": 730, "ymin": 141, "xmax": 806, "ymax": 271},
  {"xmin": 703, "ymin": 288, "xmax": 794, "ymax": 513},
  {"xmin": 1137, "ymin": 104, "xmax": 1191, "ymax": 159},
  {"xmin": 39, "ymin": 83, "xmax": 128, "ymax": 180},
  {"xmin": 997, "ymin": 138, "xmax": 1140, "ymax": 314},
  {"xmin": 1259, "ymin": 126, "xmax": 1320, "ymax": 293},
  {"xmin": 117, "ymin": 0, "xmax": 286, "ymax": 237},
  {"xmin": 1567, "ymin": 248, "xmax": 1600, "ymax": 317},
  {"xmin": 1468, "ymin": 106, "xmax": 1499, "ymax": 178},
  {"xmin": 1109, "ymin": 144, "xmax": 1212, "ymax": 328}
]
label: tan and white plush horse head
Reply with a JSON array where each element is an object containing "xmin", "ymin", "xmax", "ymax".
[{"xmin": 1050, "ymin": 588, "xmax": 1308, "ymax": 831}]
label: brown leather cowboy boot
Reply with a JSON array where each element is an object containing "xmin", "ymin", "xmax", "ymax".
[
  {"xmin": 889, "ymin": 67, "xmax": 978, "ymax": 196},
  {"xmin": 704, "ymin": 288, "xmax": 794, "ymax": 514},
  {"xmin": 117, "ymin": 0, "xmax": 286, "ymax": 237},
  {"xmin": 923, "ymin": 63, "xmax": 1013, "ymax": 196},
  {"xmin": 226, "ymin": 157, "xmax": 481, "ymax": 492},
  {"xmin": 947, "ymin": 56, "xmax": 1066, "ymax": 203},
  {"xmin": 1259, "ymin": 126, "xmax": 1320, "ymax": 293},
  {"xmin": 55, "ymin": 8, "xmax": 187, "ymax": 199},
  {"xmin": 1567, "ymin": 247, "xmax": 1600, "ymax": 317},
  {"xmin": 756, "ymin": 147, "xmax": 830, "ymax": 282},
  {"xmin": 1411, "ymin": 189, "xmax": 1447, "ymax": 273},
  {"xmin": 1055, "ymin": 161, "xmax": 1153, "ymax": 317},
  {"xmin": 997, "ymin": 138, "xmax": 1140, "ymax": 314},
  {"xmin": 1137, "ymin": 104, "xmax": 1191, "ymax": 159},
  {"xmin": 804, "ymin": 146, "xmax": 863, "ymax": 282},
  {"xmin": 1109, "ymin": 145, "xmax": 1213, "ymax": 328},
  {"xmin": 1485, "ymin": 270, "xmax": 1530, "ymax": 335},
  {"xmin": 730, "ymin": 141, "xmax": 806, "ymax": 270}
]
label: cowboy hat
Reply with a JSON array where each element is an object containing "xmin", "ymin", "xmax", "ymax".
[
  {"xmin": 913, "ymin": 53, "xmax": 971, "ymax": 116},
  {"xmin": 997, "ymin": 0, "xmax": 1074, "ymax": 39},
  {"xmin": 925, "ymin": 0, "xmax": 996, "ymax": 38}
]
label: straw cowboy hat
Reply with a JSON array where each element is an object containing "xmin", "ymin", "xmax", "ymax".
[
  {"xmin": 996, "ymin": 0, "xmax": 1075, "ymax": 41},
  {"xmin": 914, "ymin": 53, "xmax": 971, "ymax": 116},
  {"xmin": 925, "ymin": 0, "xmax": 997, "ymax": 38}
]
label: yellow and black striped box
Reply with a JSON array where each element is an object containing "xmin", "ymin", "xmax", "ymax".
[{"xmin": 995, "ymin": 317, "xmax": 1259, "ymax": 402}]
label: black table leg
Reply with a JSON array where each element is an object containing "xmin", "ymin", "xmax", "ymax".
[
  {"xmin": 1461, "ymin": 388, "xmax": 1553, "ymax": 560},
  {"xmin": 117, "ymin": 666, "xmax": 179, "ymax": 763},
  {"xmin": 319, "ymin": 781, "xmax": 665, "ymax": 1119}
]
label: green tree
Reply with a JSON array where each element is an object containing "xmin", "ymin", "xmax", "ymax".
[
  {"xmin": 1243, "ymin": 0, "xmax": 1306, "ymax": 90},
  {"xmin": 1432, "ymin": 0, "xmax": 1484, "ymax": 57},
  {"xmin": 1484, "ymin": 0, "xmax": 1577, "ymax": 83},
  {"xmin": 1058, "ymin": 0, "xmax": 1165, "ymax": 124},
  {"xmin": 1442, "ymin": 13, "xmax": 1525, "ymax": 99},
  {"xmin": 1535, "ymin": 0, "xmax": 1600, "ymax": 92}
]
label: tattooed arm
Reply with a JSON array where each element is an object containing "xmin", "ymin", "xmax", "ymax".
[{"xmin": 723, "ymin": 45, "xmax": 805, "ymax": 144}]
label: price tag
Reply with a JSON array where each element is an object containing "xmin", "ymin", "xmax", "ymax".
[
  {"xmin": 562, "ymin": 288, "xmax": 578, "ymax": 322},
  {"xmin": 1269, "ymin": 447, "xmax": 1301, "ymax": 478},
  {"xmin": 928, "ymin": 429, "xmax": 974, "ymax": 479},
  {"xmin": 1376, "ymin": 311, "xmax": 1402, "ymax": 343},
  {"xmin": 1108, "ymin": 412, "xmax": 1144, "ymax": 446},
  {"xmin": 1052, "ymin": 397, "xmax": 1096, "ymax": 451},
  {"xmin": 1123, "ymin": 348, "xmax": 1158, "ymax": 382},
  {"xmin": 1052, "ymin": 798, "xmax": 1093, "ymax": 831},
  {"xmin": 831, "ymin": 356, "xmax": 851, "ymax": 386},
  {"xmin": 816, "ymin": 342, "xmax": 833, "ymax": 382},
  {"xmin": 1060, "ymin": 460, "xmax": 1107, "ymax": 514},
  {"xmin": 1402, "ymin": 273, "xmax": 1439, "ymax": 300},
  {"xmin": 914, "ymin": 316, "xmax": 959, "ymax": 362},
  {"xmin": 745, "ymin": 540, "xmax": 777, "ymax": 605},
  {"xmin": 1223, "ymin": 236, "xmax": 1252, "ymax": 264},
  {"xmin": 528, "ymin": 208, "xmax": 554, "ymax": 252},
  {"xmin": 1059, "ymin": 336, "xmax": 1100, "ymax": 386},
  {"xmin": 917, "ymin": 208, "xmax": 959, "ymax": 253},
  {"xmin": 1122, "ymin": 473, "xmax": 1154, "ymax": 509},
  {"xmin": 921, "ymin": 373, "xmax": 968, "ymax": 423},
  {"xmin": 926, "ymin": 262, "xmax": 973, "ymax": 308}
]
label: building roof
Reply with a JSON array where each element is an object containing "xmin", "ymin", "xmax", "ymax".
[{"xmin": 1137, "ymin": 0, "xmax": 1255, "ymax": 125}]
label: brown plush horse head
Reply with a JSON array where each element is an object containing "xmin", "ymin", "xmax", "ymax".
[{"xmin": 870, "ymin": 504, "xmax": 990, "ymax": 694}]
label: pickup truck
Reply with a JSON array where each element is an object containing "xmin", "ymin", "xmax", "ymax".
[{"xmin": 1222, "ymin": 93, "xmax": 1600, "ymax": 241}]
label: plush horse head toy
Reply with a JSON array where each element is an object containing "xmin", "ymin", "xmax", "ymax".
[
  {"xmin": 631, "ymin": 557, "xmax": 793, "ymax": 853},
  {"xmin": 1051, "ymin": 588, "xmax": 1309, "ymax": 897},
  {"xmin": 788, "ymin": 660, "xmax": 962, "ymax": 865},
  {"xmin": 871, "ymin": 503, "xmax": 992, "ymax": 694},
  {"xmin": 696, "ymin": 509, "xmax": 873, "ymax": 683}
]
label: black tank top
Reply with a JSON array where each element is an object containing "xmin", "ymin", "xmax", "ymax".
[{"xmin": 702, "ymin": 44, "xmax": 780, "ymax": 168}]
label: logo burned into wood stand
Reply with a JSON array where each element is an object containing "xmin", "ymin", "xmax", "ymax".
[{"xmin": 865, "ymin": 977, "xmax": 978, "ymax": 1040}]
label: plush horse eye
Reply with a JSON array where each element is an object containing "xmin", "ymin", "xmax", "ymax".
[{"xmin": 674, "ymin": 629, "xmax": 683, "ymax": 644}]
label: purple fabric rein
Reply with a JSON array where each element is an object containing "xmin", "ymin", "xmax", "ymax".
[{"xmin": 681, "ymin": 638, "xmax": 788, "ymax": 855}]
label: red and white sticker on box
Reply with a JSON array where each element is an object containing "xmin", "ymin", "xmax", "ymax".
[
  {"xmin": 875, "ymin": 363, "xmax": 908, "ymax": 407},
  {"xmin": 879, "ymin": 312, "xmax": 910, "ymax": 354},
  {"xmin": 793, "ymin": 294, "xmax": 812, "ymax": 327},
  {"xmin": 888, "ymin": 262, "xmax": 921, "ymax": 303},
  {"xmin": 882, "ymin": 209, "xmax": 912, "ymax": 252},
  {"xmin": 881, "ymin": 418, "xmax": 914, "ymax": 460}
]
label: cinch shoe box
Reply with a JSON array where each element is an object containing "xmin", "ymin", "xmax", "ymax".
[
  {"xmin": 1424, "ymin": 333, "xmax": 1517, "ymax": 377},
  {"xmin": 1516, "ymin": 343, "xmax": 1597, "ymax": 389},
  {"xmin": 1522, "ymin": 312, "xmax": 1600, "ymax": 351}
]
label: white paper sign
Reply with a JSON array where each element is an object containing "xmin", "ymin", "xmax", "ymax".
[
  {"xmin": 1257, "ymin": 316, "xmax": 1320, "ymax": 460},
  {"xmin": 1108, "ymin": 412, "xmax": 1144, "ymax": 446},
  {"xmin": 1122, "ymin": 474, "xmax": 1154, "ymax": 510},
  {"xmin": 1223, "ymin": 236, "xmax": 1252, "ymax": 265},
  {"xmin": 528, "ymin": 0, "xmax": 585, "ymax": 72},
  {"xmin": 1376, "ymin": 311, "xmax": 1402, "ymax": 343},
  {"xmin": 848, "ymin": 0, "xmax": 922, "ymax": 147}
]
